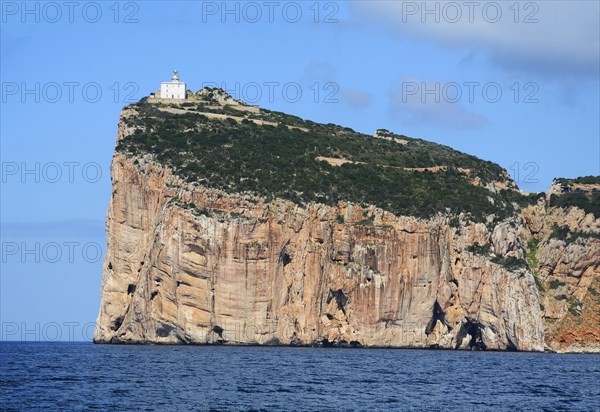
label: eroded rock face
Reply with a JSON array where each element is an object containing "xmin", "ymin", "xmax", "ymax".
[
  {"xmin": 520, "ymin": 201, "xmax": 600, "ymax": 353},
  {"xmin": 93, "ymin": 154, "xmax": 544, "ymax": 351}
]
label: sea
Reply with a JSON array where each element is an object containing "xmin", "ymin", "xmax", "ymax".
[{"xmin": 1, "ymin": 342, "xmax": 599, "ymax": 411}]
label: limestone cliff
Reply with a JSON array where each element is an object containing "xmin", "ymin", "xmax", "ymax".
[
  {"xmin": 520, "ymin": 186, "xmax": 600, "ymax": 353},
  {"xmin": 93, "ymin": 93, "xmax": 598, "ymax": 351},
  {"xmin": 94, "ymin": 154, "xmax": 544, "ymax": 350}
]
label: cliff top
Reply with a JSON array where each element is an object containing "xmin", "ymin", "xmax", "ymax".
[{"xmin": 115, "ymin": 89, "xmax": 596, "ymax": 222}]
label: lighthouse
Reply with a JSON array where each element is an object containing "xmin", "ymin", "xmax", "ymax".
[{"xmin": 160, "ymin": 70, "xmax": 186, "ymax": 100}]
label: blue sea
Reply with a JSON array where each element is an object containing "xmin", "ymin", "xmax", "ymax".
[{"xmin": 1, "ymin": 343, "xmax": 599, "ymax": 411}]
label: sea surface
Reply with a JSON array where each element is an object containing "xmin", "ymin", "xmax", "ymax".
[{"xmin": 1, "ymin": 342, "xmax": 599, "ymax": 411}]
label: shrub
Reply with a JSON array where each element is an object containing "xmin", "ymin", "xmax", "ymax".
[
  {"xmin": 555, "ymin": 176, "xmax": 600, "ymax": 185},
  {"xmin": 549, "ymin": 224, "xmax": 570, "ymax": 241},
  {"xmin": 448, "ymin": 216, "xmax": 460, "ymax": 228},
  {"xmin": 548, "ymin": 223, "xmax": 600, "ymax": 244},
  {"xmin": 500, "ymin": 190, "xmax": 545, "ymax": 208},
  {"xmin": 467, "ymin": 244, "xmax": 491, "ymax": 255},
  {"xmin": 356, "ymin": 216, "xmax": 375, "ymax": 226},
  {"xmin": 533, "ymin": 274, "xmax": 545, "ymax": 293},
  {"xmin": 524, "ymin": 238, "xmax": 543, "ymax": 292},
  {"xmin": 492, "ymin": 255, "xmax": 527, "ymax": 271},
  {"xmin": 549, "ymin": 193, "xmax": 600, "ymax": 219},
  {"xmin": 568, "ymin": 301, "xmax": 582, "ymax": 317}
]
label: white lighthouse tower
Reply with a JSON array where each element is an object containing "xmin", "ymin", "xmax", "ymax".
[{"xmin": 160, "ymin": 70, "xmax": 186, "ymax": 100}]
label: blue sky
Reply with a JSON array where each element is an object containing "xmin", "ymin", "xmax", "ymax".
[{"xmin": 1, "ymin": 1, "xmax": 599, "ymax": 340}]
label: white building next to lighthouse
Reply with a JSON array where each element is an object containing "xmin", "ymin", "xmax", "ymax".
[{"xmin": 160, "ymin": 70, "xmax": 186, "ymax": 99}]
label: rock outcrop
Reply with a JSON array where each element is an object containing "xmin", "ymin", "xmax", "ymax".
[
  {"xmin": 520, "ymin": 196, "xmax": 600, "ymax": 353},
  {"xmin": 94, "ymin": 153, "xmax": 544, "ymax": 350},
  {"xmin": 93, "ymin": 99, "xmax": 598, "ymax": 352}
]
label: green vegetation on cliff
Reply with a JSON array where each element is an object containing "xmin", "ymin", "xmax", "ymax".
[
  {"xmin": 549, "ymin": 193, "xmax": 600, "ymax": 219},
  {"xmin": 548, "ymin": 223, "xmax": 600, "ymax": 243},
  {"xmin": 555, "ymin": 176, "xmax": 600, "ymax": 185},
  {"xmin": 117, "ymin": 98, "xmax": 532, "ymax": 222}
]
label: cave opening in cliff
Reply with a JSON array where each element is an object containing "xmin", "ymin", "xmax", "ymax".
[
  {"xmin": 327, "ymin": 289, "xmax": 348, "ymax": 316},
  {"xmin": 279, "ymin": 241, "xmax": 293, "ymax": 267},
  {"xmin": 425, "ymin": 301, "xmax": 447, "ymax": 336},
  {"xmin": 506, "ymin": 338, "xmax": 518, "ymax": 352},
  {"xmin": 456, "ymin": 320, "xmax": 487, "ymax": 350},
  {"xmin": 212, "ymin": 325, "xmax": 224, "ymax": 338},
  {"xmin": 321, "ymin": 338, "xmax": 334, "ymax": 347},
  {"xmin": 281, "ymin": 252, "xmax": 292, "ymax": 266},
  {"xmin": 112, "ymin": 316, "xmax": 124, "ymax": 332},
  {"xmin": 156, "ymin": 323, "xmax": 176, "ymax": 338}
]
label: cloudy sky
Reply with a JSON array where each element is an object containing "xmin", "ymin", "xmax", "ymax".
[{"xmin": 1, "ymin": 1, "xmax": 598, "ymax": 337}]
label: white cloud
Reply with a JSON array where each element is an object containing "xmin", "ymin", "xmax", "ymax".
[
  {"xmin": 349, "ymin": 1, "xmax": 599, "ymax": 77},
  {"xmin": 341, "ymin": 88, "xmax": 373, "ymax": 108},
  {"xmin": 390, "ymin": 79, "xmax": 489, "ymax": 130},
  {"xmin": 303, "ymin": 61, "xmax": 337, "ymax": 82}
]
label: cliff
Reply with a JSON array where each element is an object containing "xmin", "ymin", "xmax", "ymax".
[
  {"xmin": 521, "ymin": 183, "xmax": 600, "ymax": 353},
  {"xmin": 93, "ymin": 90, "xmax": 599, "ymax": 351}
]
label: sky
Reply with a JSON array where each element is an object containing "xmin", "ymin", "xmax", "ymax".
[{"xmin": 1, "ymin": 0, "xmax": 599, "ymax": 340}]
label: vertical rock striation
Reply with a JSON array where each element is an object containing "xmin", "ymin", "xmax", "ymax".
[
  {"xmin": 94, "ymin": 154, "xmax": 544, "ymax": 350},
  {"xmin": 94, "ymin": 100, "xmax": 598, "ymax": 352},
  {"xmin": 521, "ymin": 197, "xmax": 600, "ymax": 353}
]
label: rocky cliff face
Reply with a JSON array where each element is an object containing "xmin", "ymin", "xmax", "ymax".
[
  {"xmin": 521, "ymin": 197, "xmax": 600, "ymax": 353},
  {"xmin": 94, "ymin": 153, "xmax": 544, "ymax": 350},
  {"xmin": 94, "ymin": 100, "xmax": 598, "ymax": 352}
]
